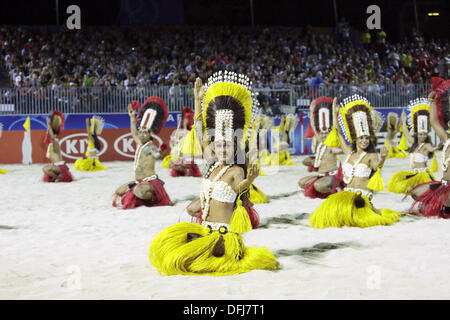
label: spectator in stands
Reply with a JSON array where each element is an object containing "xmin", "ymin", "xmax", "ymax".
[
  {"xmin": 361, "ymin": 29, "xmax": 371, "ymax": 50},
  {"xmin": 0, "ymin": 24, "xmax": 447, "ymax": 90},
  {"xmin": 309, "ymin": 71, "xmax": 323, "ymax": 98}
]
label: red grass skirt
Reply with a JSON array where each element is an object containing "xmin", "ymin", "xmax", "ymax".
[
  {"xmin": 409, "ymin": 180, "xmax": 450, "ymax": 219},
  {"xmin": 43, "ymin": 164, "xmax": 73, "ymax": 183},
  {"xmin": 304, "ymin": 165, "xmax": 345, "ymax": 199},
  {"xmin": 194, "ymin": 199, "xmax": 260, "ymax": 230},
  {"xmin": 112, "ymin": 177, "xmax": 172, "ymax": 210},
  {"xmin": 170, "ymin": 161, "xmax": 202, "ymax": 177}
]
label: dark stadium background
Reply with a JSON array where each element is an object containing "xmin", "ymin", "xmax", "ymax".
[{"xmin": 0, "ymin": 0, "xmax": 448, "ymax": 41}]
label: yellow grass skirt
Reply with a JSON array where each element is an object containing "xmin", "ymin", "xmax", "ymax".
[
  {"xmin": 265, "ymin": 152, "xmax": 295, "ymax": 166},
  {"xmin": 149, "ymin": 222, "xmax": 279, "ymax": 276},
  {"xmin": 387, "ymin": 169, "xmax": 434, "ymax": 194},
  {"xmin": 259, "ymin": 150, "xmax": 271, "ymax": 165},
  {"xmin": 162, "ymin": 154, "xmax": 172, "ymax": 168},
  {"xmin": 310, "ymin": 190, "xmax": 400, "ymax": 228},
  {"xmin": 0, "ymin": 168, "xmax": 7, "ymax": 174},
  {"xmin": 74, "ymin": 158, "xmax": 106, "ymax": 171},
  {"xmin": 249, "ymin": 184, "xmax": 268, "ymax": 204},
  {"xmin": 387, "ymin": 146, "xmax": 407, "ymax": 159}
]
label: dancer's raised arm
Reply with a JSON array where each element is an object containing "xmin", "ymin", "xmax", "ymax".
[
  {"xmin": 128, "ymin": 103, "xmax": 141, "ymax": 145},
  {"xmin": 429, "ymin": 91, "xmax": 448, "ymax": 142},
  {"xmin": 400, "ymin": 111, "xmax": 414, "ymax": 145}
]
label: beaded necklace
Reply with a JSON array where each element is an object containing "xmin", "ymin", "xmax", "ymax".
[
  {"xmin": 442, "ymin": 139, "xmax": 450, "ymax": 171},
  {"xmin": 200, "ymin": 162, "xmax": 233, "ymax": 222},
  {"xmin": 313, "ymin": 142, "xmax": 327, "ymax": 168},
  {"xmin": 134, "ymin": 140, "xmax": 151, "ymax": 171}
]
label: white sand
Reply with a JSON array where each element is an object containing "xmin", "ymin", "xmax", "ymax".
[{"xmin": 0, "ymin": 154, "xmax": 449, "ymax": 300}]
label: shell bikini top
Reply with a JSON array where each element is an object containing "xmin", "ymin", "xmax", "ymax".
[
  {"xmin": 200, "ymin": 164, "xmax": 238, "ymax": 224},
  {"xmin": 409, "ymin": 143, "xmax": 430, "ymax": 170},
  {"xmin": 412, "ymin": 153, "xmax": 428, "ymax": 163},
  {"xmin": 411, "ymin": 143, "xmax": 429, "ymax": 163},
  {"xmin": 201, "ymin": 179, "xmax": 237, "ymax": 203},
  {"xmin": 342, "ymin": 152, "xmax": 371, "ymax": 179}
]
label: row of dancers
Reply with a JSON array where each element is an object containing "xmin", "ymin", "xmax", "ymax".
[{"xmin": 1, "ymin": 73, "xmax": 448, "ymax": 277}]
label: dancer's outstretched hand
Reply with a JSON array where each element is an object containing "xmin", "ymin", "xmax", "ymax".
[
  {"xmin": 247, "ymin": 164, "xmax": 259, "ymax": 182},
  {"xmin": 428, "ymin": 91, "xmax": 436, "ymax": 102},
  {"xmin": 380, "ymin": 145, "xmax": 388, "ymax": 158},
  {"xmin": 127, "ymin": 103, "xmax": 136, "ymax": 119}
]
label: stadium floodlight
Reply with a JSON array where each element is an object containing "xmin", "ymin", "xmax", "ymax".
[{"xmin": 427, "ymin": 12, "xmax": 439, "ymax": 16}]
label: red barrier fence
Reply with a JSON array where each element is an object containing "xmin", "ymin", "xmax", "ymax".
[{"xmin": 0, "ymin": 128, "xmax": 175, "ymax": 164}]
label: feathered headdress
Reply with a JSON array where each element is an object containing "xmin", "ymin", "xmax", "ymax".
[
  {"xmin": 248, "ymin": 92, "xmax": 262, "ymax": 147},
  {"xmin": 372, "ymin": 110, "xmax": 384, "ymax": 134},
  {"xmin": 202, "ymin": 71, "xmax": 253, "ymax": 147},
  {"xmin": 135, "ymin": 96, "xmax": 168, "ymax": 134},
  {"xmin": 431, "ymin": 77, "xmax": 450, "ymax": 130},
  {"xmin": 181, "ymin": 106, "xmax": 194, "ymax": 131},
  {"xmin": 90, "ymin": 115, "xmax": 105, "ymax": 136},
  {"xmin": 337, "ymin": 94, "xmax": 377, "ymax": 143},
  {"xmin": 387, "ymin": 112, "xmax": 400, "ymax": 131},
  {"xmin": 311, "ymin": 97, "xmax": 333, "ymax": 134},
  {"xmin": 407, "ymin": 98, "xmax": 430, "ymax": 134},
  {"xmin": 43, "ymin": 110, "xmax": 65, "ymax": 144}
]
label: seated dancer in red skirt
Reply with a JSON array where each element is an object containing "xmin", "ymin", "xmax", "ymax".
[
  {"xmin": 113, "ymin": 97, "xmax": 172, "ymax": 209},
  {"xmin": 168, "ymin": 107, "xmax": 202, "ymax": 177},
  {"xmin": 42, "ymin": 111, "xmax": 73, "ymax": 183},
  {"xmin": 409, "ymin": 78, "xmax": 450, "ymax": 219},
  {"xmin": 298, "ymin": 97, "xmax": 344, "ymax": 198}
]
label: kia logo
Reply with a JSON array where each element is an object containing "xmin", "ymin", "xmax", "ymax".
[
  {"xmin": 114, "ymin": 133, "xmax": 136, "ymax": 158},
  {"xmin": 59, "ymin": 133, "xmax": 108, "ymax": 160},
  {"xmin": 113, "ymin": 133, "xmax": 164, "ymax": 158}
]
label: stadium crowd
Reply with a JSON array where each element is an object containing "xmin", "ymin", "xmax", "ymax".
[{"xmin": 0, "ymin": 24, "xmax": 448, "ymax": 91}]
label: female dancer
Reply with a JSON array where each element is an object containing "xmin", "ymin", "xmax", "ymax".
[
  {"xmin": 409, "ymin": 78, "xmax": 450, "ymax": 218},
  {"xmin": 309, "ymin": 95, "xmax": 400, "ymax": 228},
  {"xmin": 384, "ymin": 112, "xmax": 407, "ymax": 158},
  {"xmin": 298, "ymin": 97, "xmax": 344, "ymax": 198},
  {"xmin": 258, "ymin": 115, "xmax": 272, "ymax": 165},
  {"xmin": 387, "ymin": 99, "xmax": 440, "ymax": 195},
  {"xmin": 42, "ymin": 111, "xmax": 73, "ymax": 183},
  {"xmin": 74, "ymin": 116, "xmax": 107, "ymax": 171},
  {"xmin": 164, "ymin": 107, "xmax": 202, "ymax": 177},
  {"xmin": 149, "ymin": 73, "xmax": 279, "ymax": 276},
  {"xmin": 265, "ymin": 115, "xmax": 295, "ymax": 166}
]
